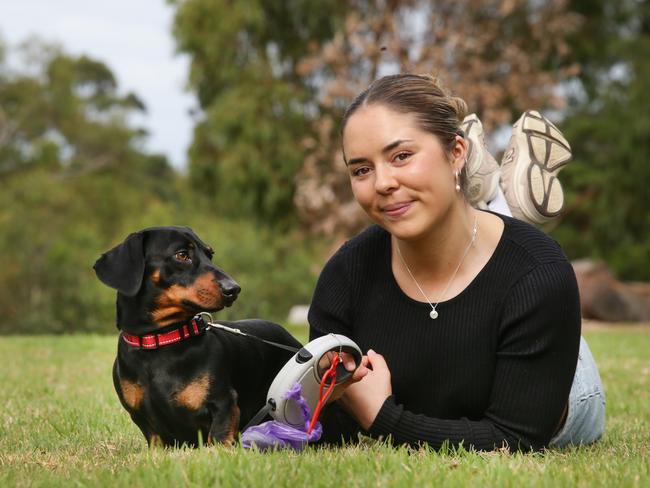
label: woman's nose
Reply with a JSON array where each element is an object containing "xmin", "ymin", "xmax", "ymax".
[{"xmin": 374, "ymin": 164, "xmax": 399, "ymax": 194}]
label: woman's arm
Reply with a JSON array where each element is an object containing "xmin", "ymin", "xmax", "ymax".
[{"xmin": 308, "ymin": 245, "xmax": 355, "ymax": 340}]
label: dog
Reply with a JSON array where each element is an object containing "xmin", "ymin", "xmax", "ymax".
[{"xmin": 93, "ymin": 226, "xmax": 302, "ymax": 447}]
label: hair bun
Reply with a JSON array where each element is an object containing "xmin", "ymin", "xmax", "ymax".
[
  {"xmin": 421, "ymin": 74, "xmax": 467, "ymax": 122},
  {"xmin": 448, "ymin": 96, "xmax": 468, "ymax": 123}
]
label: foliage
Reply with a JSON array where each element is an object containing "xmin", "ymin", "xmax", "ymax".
[
  {"xmin": 0, "ymin": 41, "xmax": 319, "ymax": 333},
  {"xmin": 0, "ymin": 41, "xmax": 173, "ymax": 333},
  {"xmin": 171, "ymin": 0, "xmax": 346, "ymax": 228},
  {"xmin": 0, "ymin": 41, "xmax": 147, "ymax": 179},
  {"xmin": 1, "ymin": 328, "xmax": 649, "ymax": 486},
  {"xmin": 550, "ymin": 0, "xmax": 650, "ymax": 280}
]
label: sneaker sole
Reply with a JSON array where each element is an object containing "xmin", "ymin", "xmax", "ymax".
[{"xmin": 507, "ymin": 111, "xmax": 572, "ymax": 222}]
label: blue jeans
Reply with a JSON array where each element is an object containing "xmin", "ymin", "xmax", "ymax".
[{"xmin": 549, "ymin": 336, "xmax": 606, "ymax": 448}]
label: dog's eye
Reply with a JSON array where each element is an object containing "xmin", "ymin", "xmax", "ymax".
[{"xmin": 174, "ymin": 251, "xmax": 191, "ymax": 263}]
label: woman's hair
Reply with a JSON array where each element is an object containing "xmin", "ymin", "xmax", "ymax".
[{"xmin": 341, "ymin": 73, "xmax": 470, "ymax": 191}]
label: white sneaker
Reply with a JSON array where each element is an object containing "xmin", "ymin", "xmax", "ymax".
[
  {"xmin": 500, "ymin": 111, "xmax": 572, "ymax": 224},
  {"xmin": 461, "ymin": 114, "xmax": 501, "ymax": 208}
]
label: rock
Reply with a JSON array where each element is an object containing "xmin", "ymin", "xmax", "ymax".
[{"xmin": 572, "ymin": 259, "xmax": 650, "ymax": 322}]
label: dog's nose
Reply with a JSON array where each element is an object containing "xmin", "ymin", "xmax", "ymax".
[{"xmin": 221, "ymin": 281, "xmax": 241, "ymax": 298}]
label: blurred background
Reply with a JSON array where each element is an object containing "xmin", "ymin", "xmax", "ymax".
[{"xmin": 0, "ymin": 0, "xmax": 648, "ymax": 333}]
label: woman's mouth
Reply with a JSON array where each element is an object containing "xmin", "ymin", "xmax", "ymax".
[{"xmin": 382, "ymin": 201, "xmax": 413, "ymax": 218}]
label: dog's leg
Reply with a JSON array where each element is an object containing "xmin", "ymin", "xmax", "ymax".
[
  {"xmin": 114, "ymin": 363, "xmax": 168, "ymax": 447},
  {"xmin": 125, "ymin": 410, "xmax": 165, "ymax": 447},
  {"xmin": 207, "ymin": 389, "xmax": 240, "ymax": 445},
  {"xmin": 148, "ymin": 433, "xmax": 165, "ymax": 448}
]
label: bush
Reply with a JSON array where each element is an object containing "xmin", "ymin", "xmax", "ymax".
[{"xmin": 0, "ymin": 170, "xmax": 322, "ymax": 333}]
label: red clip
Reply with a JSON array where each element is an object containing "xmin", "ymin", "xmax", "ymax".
[{"xmin": 307, "ymin": 353, "xmax": 340, "ymax": 434}]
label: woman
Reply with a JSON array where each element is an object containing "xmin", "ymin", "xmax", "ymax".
[{"xmin": 308, "ymin": 74, "xmax": 605, "ymax": 451}]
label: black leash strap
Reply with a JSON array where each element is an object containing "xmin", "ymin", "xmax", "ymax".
[
  {"xmin": 242, "ymin": 399, "xmax": 277, "ymax": 431},
  {"xmin": 195, "ymin": 314, "xmax": 300, "ymax": 354}
]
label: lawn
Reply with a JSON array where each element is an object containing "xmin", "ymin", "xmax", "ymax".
[{"xmin": 0, "ymin": 324, "xmax": 648, "ymax": 487}]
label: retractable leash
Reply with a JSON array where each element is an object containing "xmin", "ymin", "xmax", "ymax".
[
  {"xmin": 195, "ymin": 313, "xmax": 362, "ymax": 437},
  {"xmin": 264, "ymin": 333, "xmax": 361, "ymax": 429}
]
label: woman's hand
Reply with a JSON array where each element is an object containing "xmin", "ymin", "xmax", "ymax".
[
  {"xmin": 325, "ymin": 352, "xmax": 370, "ymax": 403},
  {"xmin": 338, "ymin": 349, "xmax": 392, "ymax": 430}
]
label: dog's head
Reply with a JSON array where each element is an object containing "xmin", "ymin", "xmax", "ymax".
[{"xmin": 94, "ymin": 226, "xmax": 240, "ymax": 330}]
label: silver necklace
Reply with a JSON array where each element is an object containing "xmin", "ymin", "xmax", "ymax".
[{"xmin": 396, "ymin": 216, "xmax": 478, "ymax": 320}]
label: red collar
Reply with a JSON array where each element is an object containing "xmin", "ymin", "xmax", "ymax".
[{"xmin": 121, "ymin": 317, "xmax": 207, "ymax": 350}]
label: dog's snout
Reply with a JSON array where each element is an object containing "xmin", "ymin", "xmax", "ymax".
[{"xmin": 221, "ymin": 281, "xmax": 241, "ymax": 298}]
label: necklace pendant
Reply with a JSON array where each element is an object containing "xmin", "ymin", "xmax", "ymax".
[{"xmin": 429, "ymin": 309, "xmax": 439, "ymax": 320}]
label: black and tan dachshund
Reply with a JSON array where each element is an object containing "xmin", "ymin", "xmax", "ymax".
[{"xmin": 94, "ymin": 226, "xmax": 301, "ymax": 447}]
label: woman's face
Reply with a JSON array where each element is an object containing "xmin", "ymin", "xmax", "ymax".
[{"xmin": 342, "ymin": 103, "xmax": 465, "ymax": 241}]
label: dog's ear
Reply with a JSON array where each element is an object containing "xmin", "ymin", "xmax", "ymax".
[{"xmin": 93, "ymin": 232, "xmax": 146, "ymax": 296}]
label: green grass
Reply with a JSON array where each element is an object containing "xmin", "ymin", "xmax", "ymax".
[{"xmin": 0, "ymin": 325, "xmax": 648, "ymax": 487}]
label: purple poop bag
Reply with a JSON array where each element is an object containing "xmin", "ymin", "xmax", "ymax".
[{"xmin": 241, "ymin": 383, "xmax": 322, "ymax": 451}]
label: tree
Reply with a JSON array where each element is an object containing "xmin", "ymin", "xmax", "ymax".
[
  {"xmin": 551, "ymin": 0, "xmax": 650, "ymax": 280},
  {"xmin": 0, "ymin": 40, "xmax": 151, "ymax": 181},
  {"xmin": 0, "ymin": 40, "xmax": 178, "ymax": 332},
  {"xmin": 170, "ymin": 0, "xmax": 347, "ymax": 228},
  {"xmin": 1, "ymin": 38, "xmax": 323, "ymax": 332}
]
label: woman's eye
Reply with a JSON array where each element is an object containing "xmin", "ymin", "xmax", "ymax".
[
  {"xmin": 352, "ymin": 166, "xmax": 371, "ymax": 177},
  {"xmin": 394, "ymin": 152, "xmax": 410, "ymax": 162},
  {"xmin": 175, "ymin": 251, "xmax": 191, "ymax": 262}
]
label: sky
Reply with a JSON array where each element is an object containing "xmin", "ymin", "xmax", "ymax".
[{"xmin": 0, "ymin": 0, "xmax": 194, "ymax": 169}]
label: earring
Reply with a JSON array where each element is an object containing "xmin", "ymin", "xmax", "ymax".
[{"xmin": 455, "ymin": 171, "xmax": 461, "ymax": 192}]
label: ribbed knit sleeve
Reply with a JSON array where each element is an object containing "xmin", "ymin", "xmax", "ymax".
[
  {"xmin": 368, "ymin": 260, "xmax": 581, "ymax": 451},
  {"xmin": 308, "ymin": 243, "xmax": 354, "ymax": 340}
]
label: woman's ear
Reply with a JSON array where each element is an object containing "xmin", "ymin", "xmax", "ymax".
[{"xmin": 452, "ymin": 134, "xmax": 468, "ymax": 172}]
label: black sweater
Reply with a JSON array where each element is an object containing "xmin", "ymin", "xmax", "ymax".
[{"xmin": 308, "ymin": 213, "xmax": 581, "ymax": 451}]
